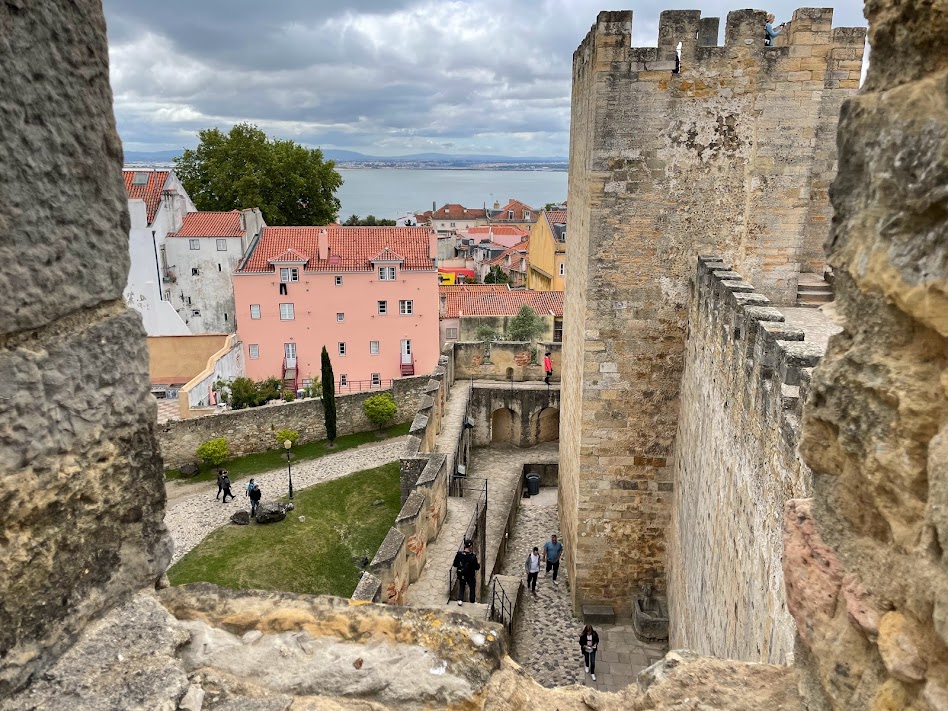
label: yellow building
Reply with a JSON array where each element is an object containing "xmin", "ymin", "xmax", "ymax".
[{"xmin": 526, "ymin": 209, "xmax": 567, "ymax": 291}]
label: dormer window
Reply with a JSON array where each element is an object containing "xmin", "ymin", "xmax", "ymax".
[
  {"xmin": 280, "ymin": 267, "xmax": 299, "ymax": 283},
  {"xmin": 508, "ymin": 210, "xmax": 514, "ymax": 220},
  {"xmin": 379, "ymin": 266, "xmax": 396, "ymax": 281},
  {"xmin": 131, "ymin": 171, "xmax": 149, "ymax": 186},
  {"xmin": 524, "ymin": 211, "xmax": 531, "ymax": 220}
]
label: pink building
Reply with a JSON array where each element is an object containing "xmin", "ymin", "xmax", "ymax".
[{"xmin": 234, "ymin": 226, "xmax": 439, "ymax": 392}]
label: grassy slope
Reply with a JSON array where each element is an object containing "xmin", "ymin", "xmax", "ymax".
[
  {"xmin": 167, "ymin": 461, "xmax": 401, "ymax": 597},
  {"xmin": 166, "ymin": 422, "xmax": 410, "ymax": 485}
]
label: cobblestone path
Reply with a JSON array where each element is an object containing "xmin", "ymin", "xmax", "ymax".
[{"xmin": 164, "ymin": 437, "xmax": 409, "ymax": 565}]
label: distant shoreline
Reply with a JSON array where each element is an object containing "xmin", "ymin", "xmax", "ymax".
[{"xmin": 124, "ymin": 162, "xmax": 569, "ymax": 172}]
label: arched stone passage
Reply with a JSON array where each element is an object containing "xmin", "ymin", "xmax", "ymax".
[
  {"xmin": 491, "ymin": 407, "xmax": 517, "ymax": 444},
  {"xmin": 537, "ymin": 407, "xmax": 560, "ymax": 443}
]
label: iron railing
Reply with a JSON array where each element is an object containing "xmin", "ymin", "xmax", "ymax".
[
  {"xmin": 446, "ymin": 477, "xmax": 488, "ymax": 603},
  {"xmin": 488, "ymin": 577, "xmax": 519, "ymax": 634}
]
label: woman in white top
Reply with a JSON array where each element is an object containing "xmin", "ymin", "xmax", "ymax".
[{"xmin": 524, "ymin": 546, "xmax": 541, "ymax": 594}]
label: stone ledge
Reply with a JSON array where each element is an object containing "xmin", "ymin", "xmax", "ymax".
[{"xmin": 583, "ymin": 604, "xmax": 616, "ymax": 625}]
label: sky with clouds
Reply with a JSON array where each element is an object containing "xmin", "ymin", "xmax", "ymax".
[{"xmin": 102, "ymin": 1, "xmax": 866, "ymax": 157}]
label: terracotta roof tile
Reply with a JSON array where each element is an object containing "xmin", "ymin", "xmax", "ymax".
[
  {"xmin": 371, "ymin": 247, "xmax": 405, "ymax": 262},
  {"xmin": 463, "ymin": 225, "xmax": 529, "ymax": 237},
  {"xmin": 238, "ymin": 226, "xmax": 434, "ymax": 273},
  {"xmin": 440, "ymin": 284, "xmax": 563, "ymax": 318},
  {"xmin": 268, "ymin": 248, "xmax": 309, "ymax": 263},
  {"xmin": 432, "ymin": 203, "xmax": 487, "ymax": 220},
  {"xmin": 485, "ymin": 239, "xmax": 530, "ymax": 266},
  {"xmin": 123, "ymin": 169, "xmax": 169, "ymax": 224},
  {"xmin": 488, "ymin": 199, "xmax": 537, "ymax": 223},
  {"xmin": 168, "ymin": 211, "xmax": 243, "ymax": 238}
]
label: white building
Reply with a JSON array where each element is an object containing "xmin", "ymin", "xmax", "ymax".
[
  {"xmin": 165, "ymin": 209, "xmax": 265, "ymax": 333},
  {"xmin": 123, "ymin": 169, "xmax": 195, "ymax": 335}
]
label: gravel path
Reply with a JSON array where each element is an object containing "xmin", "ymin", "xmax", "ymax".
[{"xmin": 164, "ymin": 437, "xmax": 409, "ymax": 565}]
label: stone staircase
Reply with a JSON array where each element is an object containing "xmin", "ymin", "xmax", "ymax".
[{"xmin": 796, "ymin": 273, "xmax": 834, "ymax": 307}]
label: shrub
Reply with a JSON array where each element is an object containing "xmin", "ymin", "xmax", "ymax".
[
  {"xmin": 259, "ymin": 377, "xmax": 283, "ymax": 404},
  {"xmin": 301, "ymin": 375, "xmax": 321, "ymax": 399},
  {"xmin": 228, "ymin": 377, "xmax": 259, "ymax": 410},
  {"xmin": 275, "ymin": 429, "xmax": 299, "ymax": 447},
  {"xmin": 196, "ymin": 438, "xmax": 230, "ymax": 470},
  {"xmin": 363, "ymin": 393, "xmax": 398, "ymax": 429},
  {"xmin": 283, "ymin": 389, "xmax": 296, "ymax": 402},
  {"xmin": 475, "ymin": 325, "xmax": 499, "ymax": 342}
]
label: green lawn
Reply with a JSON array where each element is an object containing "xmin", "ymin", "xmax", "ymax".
[
  {"xmin": 167, "ymin": 461, "xmax": 401, "ymax": 597},
  {"xmin": 165, "ymin": 422, "xmax": 411, "ymax": 485}
]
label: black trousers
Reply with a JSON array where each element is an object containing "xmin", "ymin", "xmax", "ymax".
[
  {"xmin": 527, "ymin": 571, "xmax": 538, "ymax": 592},
  {"xmin": 216, "ymin": 484, "xmax": 224, "ymax": 500},
  {"xmin": 546, "ymin": 559, "xmax": 560, "ymax": 580},
  {"xmin": 583, "ymin": 648, "xmax": 597, "ymax": 674},
  {"xmin": 458, "ymin": 576, "xmax": 476, "ymax": 602},
  {"xmin": 545, "ymin": 370, "xmax": 552, "ymax": 384}
]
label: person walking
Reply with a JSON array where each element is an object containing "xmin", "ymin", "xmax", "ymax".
[
  {"xmin": 245, "ymin": 478, "xmax": 256, "ymax": 497},
  {"xmin": 249, "ymin": 483, "xmax": 262, "ymax": 518},
  {"xmin": 221, "ymin": 471, "xmax": 235, "ymax": 503},
  {"xmin": 579, "ymin": 624, "xmax": 599, "ymax": 681},
  {"xmin": 543, "ymin": 351, "xmax": 553, "ymax": 385},
  {"xmin": 215, "ymin": 470, "xmax": 226, "ymax": 501},
  {"xmin": 452, "ymin": 540, "xmax": 480, "ymax": 605},
  {"xmin": 543, "ymin": 534, "xmax": 563, "ymax": 584},
  {"xmin": 524, "ymin": 546, "xmax": 541, "ymax": 595}
]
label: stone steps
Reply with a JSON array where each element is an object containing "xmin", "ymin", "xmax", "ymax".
[{"xmin": 796, "ymin": 275, "xmax": 834, "ymax": 308}]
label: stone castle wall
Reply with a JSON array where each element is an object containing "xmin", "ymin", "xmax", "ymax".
[
  {"xmin": 667, "ymin": 257, "xmax": 827, "ymax": 664},
  {"xmin": 560, "ymin": 8, "xmax": 865, "ymax": 614},
  {"xmin": 158, "ymin": 374, "xmax": 429, "ymax": 469},
  {"xmin": 0, "ymin": 0, "xmax": 171, "ymax": 695}
]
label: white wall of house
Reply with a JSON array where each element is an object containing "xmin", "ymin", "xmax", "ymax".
[
  {"xmin": 124, "ymin": 188, "xmax": 193, "ymax": 336},
  {"xmin": 166, "ymin": 234, "xmax": 245, "ymax": 334}
]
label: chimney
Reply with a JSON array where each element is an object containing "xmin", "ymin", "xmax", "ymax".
[
  {"xmin": 493, "ymin": 200, "xmax": 500, "ymax": 209},
  {"xmin": 432, "ymin": 201, "xmax": 436, "ymax": 213},
  {"xmin": 429, "ymin": 229, "xmax": 437, "ymax": 260},
  {"xmin": 318, "ymin": 228, "xmax": 329, "ymax": 260}
]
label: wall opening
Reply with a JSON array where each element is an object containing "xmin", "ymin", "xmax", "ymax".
[
  {"xmin": 491, "ymin": 407, "xmax": 516, "ymax": 444},
  {"xmin": 537, "ymin": 407, "xmax": 560, "ymax": 443}
]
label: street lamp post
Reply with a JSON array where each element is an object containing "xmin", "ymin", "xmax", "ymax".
[{"xmin": 284, "ymin": 439, "xmax": 294, "ymax": 499}]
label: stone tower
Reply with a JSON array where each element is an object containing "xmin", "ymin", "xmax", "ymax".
[{"xmin": 559, "ymin": 8, "xmax": 865, "ymax": 614}]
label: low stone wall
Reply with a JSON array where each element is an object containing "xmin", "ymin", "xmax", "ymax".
[
  {"xmin": 470, "ymin": 384, "xmax": 561, "ymax": 448},
  {"xmin": 667, "ymin": 257, "xmax": 829, "ymax": 665},
  {"xmin": 453, "ymin": 341, "xmax": 561, "ymax": 381},
  {"xmin": 158, "ymin": 374, "xmax": 430, "ymax": 469}
]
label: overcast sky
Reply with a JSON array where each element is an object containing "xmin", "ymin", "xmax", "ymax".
[{"xmin": 103, "ymin": 1, "xmax": 866, "ymax": 157}]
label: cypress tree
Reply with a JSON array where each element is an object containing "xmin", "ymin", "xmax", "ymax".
[{"xmin": 321, "ymin": 346, "xmax": 337, "ymax": 444}]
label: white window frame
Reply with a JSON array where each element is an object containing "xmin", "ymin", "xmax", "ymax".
[
  {"xmin": 370, "ymin": 340, "xmax": 380, "ymax": 355},
  {"xmin": 338, "ymin": 342, "xmax": 346, "ymax": 356},
  {"xmin": 446, "ymin": 327, "xmax": 458, "ymax": 340},
  {"xmin": 191, "ymin": 309, "xmax": 201, "ymax": 317},
  {"xmin": 250, "ymin": 304, "xmax": 261, "ymax": 319},
  {"xmin": 378, "ymin": 300, "xmax": 388, "ymax": 315},
  {"xmin": 336, "ymin": 312, "xmax": 344, "ymax": 322},
  {"xmin": 279, "ymin": 303, "xmax": 295, "ymax": 320},
  {"xmin": 371, "ymin": 373, "xmax": 381, "ymax": 386},
  {"xmin": 399, "ymin": 299, "xmax": 413, "ymax": 315},
  {"xmin": 280, "ymin": 267, "xmax": 300, "ymax": 283},
  {"xmin": 189, "ymin": 239, "xmax": 200, "ymax": 250},
  {"xmin": 334, "ymin": 275, "xmax": 343, "ymax": 286},
  {"xmin": 339, "ymin": 374, "xmax": 348, "ymax": 387},
  {"xmin": 216, "ymin": 239, "xmax": 227, "ymax": 251},
  {"xmin": 378, "ymin": 266, "xmax": 396, "ymax": 281},
  {"xmin": 249, "ymin": 344, "xmax": 259, "ymax": 359}
]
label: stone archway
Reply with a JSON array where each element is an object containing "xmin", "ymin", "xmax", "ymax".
[
  {"xmin": 491, "ymin": 407, "xmax": 517, "ymax": 444},
  {"xmin": 537, "ymin": 407, "xmax": 560, "ymax": 442}
]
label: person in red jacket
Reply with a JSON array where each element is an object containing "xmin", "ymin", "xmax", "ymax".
[{"xmin": 543, "ymin": 351, "xmax": 553, "ymax": 385}]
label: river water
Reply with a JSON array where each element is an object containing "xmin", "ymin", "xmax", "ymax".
[{"xmin": 336, "ymin": 169, "xmax": 568, "ymax": 221}]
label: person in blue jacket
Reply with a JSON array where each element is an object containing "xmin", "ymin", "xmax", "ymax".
[{"xmin": 765, "ymin": 14, "xmax": 786, "ymax": 45}]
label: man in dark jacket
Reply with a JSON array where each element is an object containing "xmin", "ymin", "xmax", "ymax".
[
  {"xmin": 452, "ymin": 540, "xmax": 480, "ymax": 606},
  {"xmin": 249, "ymin": 483, "xmax": 262, "ymax": 518}
]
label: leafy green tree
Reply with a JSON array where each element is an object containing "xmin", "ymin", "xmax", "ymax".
[
  {"xmin": 321, "ymin": 346, "xmax": 337, "ymax": 444},
  {"xmin": 196, "ymin": 438, "xmax": 230, "ymax": 471},
  {"xmin": 507, "ymin": 305, "xmax": 545, "ymax": 342},
  {"xmin": 343, "ymin": 214, "xmax": 397, "ymax": 226},
  {"xmin": 363, "ymin": 393, "xmax": 398, "ymax": 429},
  {"xmin": 174, "ymin": 123, "xmax": 343, "ymax": 225},
  {"xmin": 484, "ymin": 265, "xmax": 509, "ymax": 284},
  {"xmin": 227, "ymin": 376, "xmax": 259, "ymax": 409},
  {"xmin": 475, "ymin": 325, "xmax": 500, "ymax": 342}
]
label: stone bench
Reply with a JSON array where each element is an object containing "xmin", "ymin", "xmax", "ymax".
[{"xmin": 582, "ymin": 604, "xmax": 616, "ymax": 625}]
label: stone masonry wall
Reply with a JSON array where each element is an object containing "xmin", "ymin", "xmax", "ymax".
[
  {"xmin": 560, "ymin": 8, "xmax": 865, "ymax": 615},
  {"xmin": 0, "ymin": 0, "xmax": 172, "ymax": 696},
  {"xmin": 667, "ymin": 257, "xmax": 826, "ymax": 665},
  {"xmin": 786, "ymin": 2, "xmax": 948, "ymax": 708},
  {"xmin": 158, "ymin": 374, "xmax": 429, "ymax": 469}
]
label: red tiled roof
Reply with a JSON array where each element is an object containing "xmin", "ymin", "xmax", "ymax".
[
  {"xmin": 545, "ymin": 209, "xmax": 567, "ymax": 227},
  {"xmin": 433, "ymin": 204, "xmax": 487, "ymax": 220},
  {"xmin": 168, "ymin": 211, "xmax": 243, "ymax": 238},
  {"xmin": 464, "ymin": 225, "xmax": 529, "ymax": 237},
  {"xmin": 268, "ymin": 248, "xmax": 309, "ymax": 263},
  {"xmin": 238, "ymin": 226, "xmax": 434, "ymax": 273},
  {"xmin": 414, "ymin": 210, "xmax": 433, "ymax": 224},
  {"xmin": 489, "ymin": 199, "xmax": 537, "ymax": 223},
  {"xmin": 123, "ymin": 169, "xmax": 169, "ymax": 224},
  {"xmin": 486, "ymin": 240, "xmax": 530, "ymax": 266},
  {"xmin": 440, "ymin": 284, "xmax": 563, "ymax": 318},
  {"xmin": 371, "ymin": 247, "xmax": 404, "ymax": 262}
]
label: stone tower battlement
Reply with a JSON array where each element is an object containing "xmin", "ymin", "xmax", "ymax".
[{"xmin": 560, "ymin": 7, "xmax": 864, "ymax": 617}]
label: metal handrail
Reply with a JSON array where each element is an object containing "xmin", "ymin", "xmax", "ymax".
[
  {"xmin": 489, "ymin": 577, "xmax": 518, "ymax": 634},
  {"xmin": 446, "ymin": 478, "xmax": 488, "ymax": 602}
]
